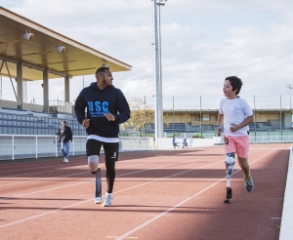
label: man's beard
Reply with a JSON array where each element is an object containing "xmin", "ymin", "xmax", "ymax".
[{"xmin": 103, "ymin": 79, "xmax": 111, "ymax": 86}]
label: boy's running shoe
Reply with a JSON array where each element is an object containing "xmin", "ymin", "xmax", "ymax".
[
  {"xmin": 103, "ymin": 193, "xmax": 112, "ymax": 207},
  {"xmin": 245, "ymin": 175, "xmax": 254, "ymax": 192}
]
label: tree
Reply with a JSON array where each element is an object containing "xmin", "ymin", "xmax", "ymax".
[{"xmin": 121, "ymin": 97, "xmax": 154, "ymax": 136}]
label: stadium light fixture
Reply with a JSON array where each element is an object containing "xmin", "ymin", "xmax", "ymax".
[
  {"xmin": 56, "ymin": 45, "xmax": 66, "ymax": 54},
  {"xmin": 22, "ymin": 30, "xmax": 34, "ymax": 42}
]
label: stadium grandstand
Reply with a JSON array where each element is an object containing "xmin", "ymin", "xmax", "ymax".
[
  {"xmin": 1, "ymin": 107, "xmax": 292, "ymax": 136},
  {"xmin": 0, "ymin": 6, "xmax": 134, "ymax": 160},
  {"xmin": 0, "ymin": 6, "xmax": 131, "ymax": 132}
]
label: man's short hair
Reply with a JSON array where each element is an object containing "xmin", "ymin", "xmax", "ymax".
[
  {"xmin": 95, "ymin": 65, "xmax": 110, "ymax": 75},
  {"xmin": 62, "ymin": 120, "xmax": 67, "ymax": 124},
  {"xmin": 225, "ymin": 76, "xmax": 243, "ymax": 95}
]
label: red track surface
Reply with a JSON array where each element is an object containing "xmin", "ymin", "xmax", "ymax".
[{"xmin": 0, "ymin": 144, "xmax": 289, "ymax": 240}]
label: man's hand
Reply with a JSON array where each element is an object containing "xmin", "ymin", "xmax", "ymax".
[
  {"xmin": 104, "ymin": 113, "xmax": 115, "ymax": 121},
  {"xmin": 82, "ymin": 119, "xmax": 90, "ymax": 128}
]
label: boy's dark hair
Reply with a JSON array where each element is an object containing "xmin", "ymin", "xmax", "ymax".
[
  {"xmin": 95, "ymin": 65, "xmax": 109, "ymax": 75},
  {"xmin": 225, "ymin": 76, "xmax": 243, "ymax": 95},
  {"xmin": 62, "ymin": 120, "xmax": 67, "ymax": 124}
]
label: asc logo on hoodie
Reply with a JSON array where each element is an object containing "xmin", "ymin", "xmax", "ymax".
[{"xmin": 88, "ymin": 101, "xmax": 109, "ymax": 117}]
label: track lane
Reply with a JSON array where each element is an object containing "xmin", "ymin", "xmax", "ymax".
[{"xmin": 0, "ymin": 144, "xmax": 289, "ymax": 240}]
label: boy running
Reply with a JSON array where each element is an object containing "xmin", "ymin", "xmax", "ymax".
[{"xmin": 216, "ymin": 76, "xmax": 254, "ymax": 203}]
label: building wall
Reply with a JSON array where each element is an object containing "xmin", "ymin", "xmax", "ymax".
[
  {"xmin": 284, "ymin": 113, "xmax": 292, "ymax": 129},
  {"xmin": 254, "ymin": 113, "xmax": 280, "ymax": 122},
  {"xmin": 163, "ymin": 110, "xmax": 292, "ymax": 129}
]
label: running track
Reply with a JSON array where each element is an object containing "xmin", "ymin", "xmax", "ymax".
[{"xmin": 0, "ymin": 144, "xmax": 290, "ymax": 240}]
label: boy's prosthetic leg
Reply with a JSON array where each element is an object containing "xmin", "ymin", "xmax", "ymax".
[{"xmin": 224, "ymin": 153, "xmax": 235, "ymax": 203}]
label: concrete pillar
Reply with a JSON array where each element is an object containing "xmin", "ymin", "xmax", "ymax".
[
  {"xmin": 43, "ymin": 70, "xmax": 49, "ymax": 112},
  {"xmin": 64, "ymin": 76, "xmax": 70, "ymax": 102},
  {"xmin": 16, "ymin": 62, "xmax": 23, "ymax": 109}
]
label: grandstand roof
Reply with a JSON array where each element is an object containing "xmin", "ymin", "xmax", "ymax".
[{"xmin": 0, "ymin": 7, "xmax": 132, "ymax": 81}]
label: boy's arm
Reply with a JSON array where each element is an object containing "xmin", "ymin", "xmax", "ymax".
[
  {"xmin": 217, "ymin": 114, "xmax": 224, "ymax": 136},
  {"xmin": 230, "ymin": 115, "xmax": 254, "ymax": 132}
]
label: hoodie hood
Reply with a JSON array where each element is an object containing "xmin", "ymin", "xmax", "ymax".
[{"xmin": 90, "ymin": 82, "xmax": 114, "ymax": 91}]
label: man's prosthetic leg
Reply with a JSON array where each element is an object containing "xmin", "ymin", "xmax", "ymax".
[
  {"xmin": 95, "ymin": 168, "xmax": 102, "ymax": 199},
  {"xmin": 224, "ymin": 153, "xmax": 235, "ymax": 203},
  {"xmin": 88, "ymin": 155, "xmax": 102, "ymax": 200}
]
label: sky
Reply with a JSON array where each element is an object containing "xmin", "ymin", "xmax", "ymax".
[{"xmin": 1, "ymin": 0, "xmax": 293, "ymax": 110}]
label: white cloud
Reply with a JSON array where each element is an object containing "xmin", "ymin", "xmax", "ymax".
[{"xmin": 1, "ymin": 0, "xmax": 293, "ymax": 111}]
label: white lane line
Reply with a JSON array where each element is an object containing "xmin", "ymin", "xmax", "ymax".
[
  {"xmin": 0, "ymin": 151, "xmax": 196, "ymax": 185},
  {"xmin": 0, "ymin": 170, "xmax": 90, "ymax": 188},
  {"xmin": 0, "ymin": 152, "xmax": 146, "ymax": 174},
  {"xmin": 0, "ymin": 147, "xmax": 259, "ymax": 199},
  {"xmin": 0, "ymin": 150, "xmax": 185, "ymax": 173},
  {"xmin": 115, "ymin": 148, "xmax": 278, "ymax": 240},
  {"xmin": 0, "ymin": 153, "xmax": 189, "ymax": 187},
  {"xmin": 116, "ymin": 176, "xmax": 231, "ymax": 240},
  {"xmin": 0, "ymin": 197, "xmax": 96, "ymax": 229},
  {"xmin": 0, "ymin": 147, "xmax": 261, "ymax": 198},
  {"xmin": 3, "ymin": 167, "xmax": 87, "ymax": 178},
  {"xmin": 0, "ymin": 146, "xmax": 273, "ymax": 172},
  {"xmin": 0, "ymin": 159, "xmax": 87, "ymax": 173},
  {"xmin": 0, "ymin": 155, "xmax": 215, "ymax": 200},
  {"xmin": 0, "ymin": 158, "xmax": 224, "ymax": 229},
  {"xmin": 0, "ymin": 147, "xmax": 272, "ymax": 229},
  {"xmin": 0, "ymin": 181, "xmax": 91, "ymax": 200}
]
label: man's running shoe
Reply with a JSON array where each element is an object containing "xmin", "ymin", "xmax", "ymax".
[
  {"xmin": 94, "ymin": 197, "xmax": 101, "ymax": 204},
  {"xmin": 103, "ymin": 192, "xmax": 112, "ymax": 207},
  {"xmin": 245, "ymin": 175, "xmax": 254, "ymax": 192},
  {"xmin": 63, "ymin": 158, "xmax": 68, "ymax": 163}
]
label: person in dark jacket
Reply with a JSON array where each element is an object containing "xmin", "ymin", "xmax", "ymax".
[
  {"xmin": 74, "ymin": 65, "xmax": 130, "ymax": 207},
  {"xmin": 57, "ymin": 120, "xmax": 73, "ymax": 163}
]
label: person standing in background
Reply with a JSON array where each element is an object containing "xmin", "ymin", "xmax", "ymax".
[{"xmin": 57, "ymin": 120, "xmax": 73, "ymax": 163}]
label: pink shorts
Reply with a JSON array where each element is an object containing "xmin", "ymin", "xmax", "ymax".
[{"xmin": 224, "ymin": 135, "xmax": 249, "ymax": 158}]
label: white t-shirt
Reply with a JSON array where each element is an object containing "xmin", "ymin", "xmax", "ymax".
[{"xmin": 219, "ymin": 97, "xmax": 253, "ymax": 137}]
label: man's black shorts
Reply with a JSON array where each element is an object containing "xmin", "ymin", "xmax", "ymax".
[{"xmin": 86, "ymin": 139, "xmax": 119, "ymax": 161}]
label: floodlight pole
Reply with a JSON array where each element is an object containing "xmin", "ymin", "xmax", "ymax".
[
  {"xmin": 153, "ymin": 0, "xmax": 163, "ymax": 145},
  {"xmin": 157, "ymin": 2, "xmax": 165, "ymax": 138},
  {"xmin": 172, "ymin": 95, "xmax": 175, "ymax": 135}
]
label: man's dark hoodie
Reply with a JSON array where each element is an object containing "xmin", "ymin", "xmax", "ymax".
[{"xmin": 74, "ymin": 83, "xmax": 130, "ymax": 138}]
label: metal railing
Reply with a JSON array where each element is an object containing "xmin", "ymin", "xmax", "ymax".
[
  {"xmin": 0, "ymin": 135, "xmax": 154, "ymax": 160},
  {"xmin": 1, "ymin": 134, "xmax": 291, "ymax": 161}
]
